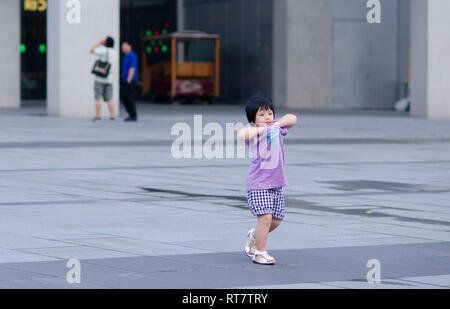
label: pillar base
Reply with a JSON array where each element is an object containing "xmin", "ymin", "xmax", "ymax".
[{"xmin": 0, "ymin": 1, "xmax": 20, "ymax": 109}]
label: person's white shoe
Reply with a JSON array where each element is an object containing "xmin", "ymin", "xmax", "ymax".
[
  {"xmin": 244, "ymin": 228, "xmax": 256, "ymax": 258},
  {"xmin": 252, "ymin": 249, "xmax": 276, "ymax": 265}
]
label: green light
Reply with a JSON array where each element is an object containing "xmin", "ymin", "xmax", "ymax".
[
  {"xmin": 20, "ymin": 44, "xmax": 26, "ymax": 53},
  {"xmin": 150, "ymin": 40, "xmax": 156, "ymax": 46},
  {"xmin": 162, "ymin": 45, "xmax": 168, "ymax": 53},
  {"xmin": 38, "ymin": 44, "xmax": 46, "ymax": 53},
  {"xmin": 158, "ymin": 40, "xmax": 163, "ymax": 46},
  {"xmin": 146, "ymin": 46, "xmax": 152, "ymax": 54},
  {"xmin": 162, "ymin": 29, "xmax": 168, "ymax": 34},
  {"xmin": 146, "ymin": 30, "xmax": 152, "ymax": 36}
]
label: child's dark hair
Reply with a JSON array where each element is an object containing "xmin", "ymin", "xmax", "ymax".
[{"xmin": 245, "ymin": 97, "xmax": 275, "ymax": 124}]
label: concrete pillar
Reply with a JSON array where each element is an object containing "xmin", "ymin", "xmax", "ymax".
[
  {"xmin": 47, "ymin": 0, "xmax": 120, "ymax": 118},
  {"xmin": 410, "ymin": 0, "xmax": 450, "ymax": 119},
  {"xmin": 177, "ymin": 0, "xmax": 185, "ymax": 62},
  {"xmin": 177, "ymin": 0, "xmax": 184, "ymax": 32},
  {"xmin": 273, "ymin": 0, "xmax": 331, "ymax": 109},
  {"xmin": 0, "ymin": 0, "xmax": 20, "ymax": 108}
]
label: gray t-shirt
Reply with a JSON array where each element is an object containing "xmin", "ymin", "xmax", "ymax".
[{"xmin": 93, "ymin": 46, "xmax": 117, "ymax": 84}]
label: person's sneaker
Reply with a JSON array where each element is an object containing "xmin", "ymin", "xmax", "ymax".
[
  {"xmin": 124, "ymin": 117, "xmax": 137, "ymax": 122},
  {"xmin": 92, "ymin": 117, "xmax": 101, "ymax": 122},
  {"xmin": 110, "ymin": 117, "xmax": 116, "ymax": 121}
]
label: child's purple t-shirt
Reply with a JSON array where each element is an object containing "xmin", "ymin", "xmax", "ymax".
[{"xmin": 246, "ymin": 124, "xmax": 289, "ymax": 191}]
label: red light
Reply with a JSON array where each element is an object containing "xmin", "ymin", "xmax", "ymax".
[
  {"xmin": 154, "ymin": 46, "xmax": 160, "ymax": 53},
  {"xmin": 154, "ymin": 30, "xmax": 159, "ymax": 35},
  {"xmin": 165, "ymin": 23, "xmax": 169, "ymax": 29}
]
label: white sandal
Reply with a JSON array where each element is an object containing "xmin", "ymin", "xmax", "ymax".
[
  {"xmin": 253, "ymin": 249, "xmax": 276, "ymax": 265},
  {"xmin": 244, "ymin": 228, "xmax": 256, "ymax": 258}
]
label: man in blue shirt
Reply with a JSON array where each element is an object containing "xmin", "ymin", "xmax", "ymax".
[{"xmin": 121, "ymin": 41, "xmax": 138, "ymax": 121}]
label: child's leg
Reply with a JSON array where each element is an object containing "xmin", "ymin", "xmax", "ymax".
[
  {"xmin": 254, "ymin": 214, "xmax": 272, "ymax": 252},
  {"xmin": 269, "ymin": 218, "xmax": 282, "ymax": 233},
  {"xmin": 247, "ymin": 218, "xmax": 280, "ymax": 249},
  {"xmin": 268, "ymin": 188, "xmax": 285, "ymax": 233}
]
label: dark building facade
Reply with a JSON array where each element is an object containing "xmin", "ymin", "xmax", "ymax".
[{"xmin": 184, "ymin": 0, "xmax": 274, "ymax": 103}]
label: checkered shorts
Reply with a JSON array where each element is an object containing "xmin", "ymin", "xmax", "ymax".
[{"xmin": 247, "ymin": 187, "xmax": 285, "ymax": 220}]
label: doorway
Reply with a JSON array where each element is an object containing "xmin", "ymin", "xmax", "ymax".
[
  {"xmin": 121, "ymin": 0, "xmax": 177, "ymax": 99},
  {"xmin": 21, "ymin": 0, "xmax": 47, "ymax": 105}
]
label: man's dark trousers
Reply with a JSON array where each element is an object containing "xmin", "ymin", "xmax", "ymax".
[{"xmin": 121, "ymin": 82, "xmax": 137, "ymax": 120}]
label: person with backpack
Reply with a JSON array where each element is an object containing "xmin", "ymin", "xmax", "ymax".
[{"xmin": 90, "ymin": 36, "xmax": 117, "ymax": 121}]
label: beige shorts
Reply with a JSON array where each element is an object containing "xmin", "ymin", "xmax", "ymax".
[{"xmin": 94, "ymin": 82, "xmax": 113, "ymax": 102}]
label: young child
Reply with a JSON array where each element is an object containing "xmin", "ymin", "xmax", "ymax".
[{"xmin": 238, "ymin": 97, "xmax": 297, "ymax": 265}]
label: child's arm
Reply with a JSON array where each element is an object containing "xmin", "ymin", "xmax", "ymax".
[
  {"xmin": 274, "ymin": 114, "xmax": 298, "ymax": 129},
  {"xmin": 238, "ymin": 126, "xmax": 266, "ymax": 143}
]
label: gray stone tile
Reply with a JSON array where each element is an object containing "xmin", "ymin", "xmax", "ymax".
[
  {"xmin": 0, "ymin": 248, "xmax": 59, "ymax": 263},
  {"xmin": 64, "ymin": 237, "xmax": 213, "ymax": 256},
  {"xmin": 321, "ymin": 279, "xmax": 437, "ymax": 289},
  {"xmin": 0, "ymin": 277, "xmax": 109, "ymax": 289},
  {"xmin": 1, "ymin": 105, "xmax": 450, "ymax": 288},
  {"xmin": 16, "ymin": 246, "xmax": 139, "ymax": 260},
  {"xmin": 81, "ymin": 272, "xmax": 191, "ymax": 289},
  {"xmin": 234, "ymin": 282, "xmax": 343, "ymax": 289},
  {"xmin": 1, "ymin": 259, "xmax": 125, "ymax": 280},
  {"xmin": 399, "ymin": 275, "xmax": 450, "ymax": 288},
  {"xmin": 83, "ymin": 255, "xmax": 218, "ymax": 274},
  {"xmin": 0, "ymin": 233, "xmax": 73, "ymax": 250},
  {"xmin": 0, "ymin": 265, "xmax": 56, "ymax": 283}
]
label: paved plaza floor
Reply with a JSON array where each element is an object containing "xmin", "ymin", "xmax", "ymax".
[{"xmin": 0, "ymin": 102, "xmax": 449, "ymax": 289}]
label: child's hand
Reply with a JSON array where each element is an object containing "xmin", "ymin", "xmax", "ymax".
[
  {"xmin": 238, "ymin": 125, "xmax": 267, "ymax": 143},
  {"xmin": 275, "ymin": 114, "xmax": 297, "ymax": 129}
]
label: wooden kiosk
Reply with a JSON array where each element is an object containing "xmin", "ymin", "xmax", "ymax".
[{"xmin": 141, "ymin": 31, "xmax": 220, "ymax": 104}]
